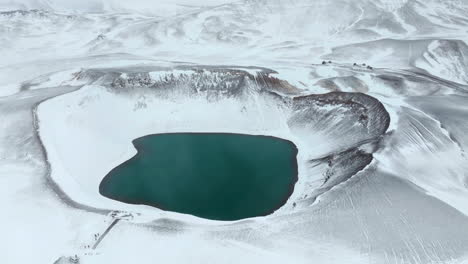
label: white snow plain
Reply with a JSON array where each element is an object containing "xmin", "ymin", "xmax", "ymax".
[{"xmin": 2, "ymin": 0, "xmax": 468, "ymax": 263}]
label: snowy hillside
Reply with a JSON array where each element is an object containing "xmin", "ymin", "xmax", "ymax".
[{"xmin": 1, "ymin": 0, "xmax": 468, "ymax": 264}]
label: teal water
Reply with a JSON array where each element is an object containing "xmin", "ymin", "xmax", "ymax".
[{"xmin": 99, "ymin": 133, "xmax": 298, "ymax": 221}]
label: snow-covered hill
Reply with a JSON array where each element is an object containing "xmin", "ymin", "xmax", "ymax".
[{"xmin": 2, "ymin": 0, "xmax": 468, "ymax": 264}]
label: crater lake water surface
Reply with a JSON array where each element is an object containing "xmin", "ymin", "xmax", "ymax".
[{"xmin": 99, "ymin": 133, "xmax": 298, "ymax": 221}]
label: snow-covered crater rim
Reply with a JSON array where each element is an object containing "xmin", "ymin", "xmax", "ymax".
[{"xmin": 35, "ymin": 65, "xmax": 390, "ymax": 225}]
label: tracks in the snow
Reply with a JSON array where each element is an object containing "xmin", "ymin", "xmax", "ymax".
[{"xmin": 92, "ymin": 218, "xmax": 121, "ymax": 250}]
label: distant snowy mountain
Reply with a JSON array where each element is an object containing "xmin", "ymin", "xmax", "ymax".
[
  {"xmin": 2, "ymin": 1, "xmax": 468, "ymax": 264},
  {"xmin": 0, "ymin": 0, "xmax": 235, "ymax": 14},
  {"xmin": 1, "ymin": 0, "xmax": 468, "ymax": 67}
]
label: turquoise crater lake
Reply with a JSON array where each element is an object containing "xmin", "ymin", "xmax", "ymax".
[{"xmin": 99, "ymin": 133, "xmax": 298, "ymax": 221}]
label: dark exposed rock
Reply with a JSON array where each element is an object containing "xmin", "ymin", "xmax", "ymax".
[{"xmin": 289, "ymin": 92, "xmax": 390, "ymax": 146}]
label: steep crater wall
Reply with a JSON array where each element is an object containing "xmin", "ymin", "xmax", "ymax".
[{"xmin": 36, "ymin": 65, "xmax": 390, "ymax": 221}]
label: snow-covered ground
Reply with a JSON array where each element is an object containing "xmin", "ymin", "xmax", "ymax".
[{"xmin": 2, "ymin": 0, "xmax": 468, "ymax": 263}]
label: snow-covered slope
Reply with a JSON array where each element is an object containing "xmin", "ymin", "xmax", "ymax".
[
  {"xmin": 2, "ymin": 0, "xmax": 468, "ymax": 67},
  {"xmin": 36, "ymin": 66, "xmax": 390, "ymax": 217},
  {"xmin": 2, "ymin": 0, "xmax": 468, "ymax": 263}
]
